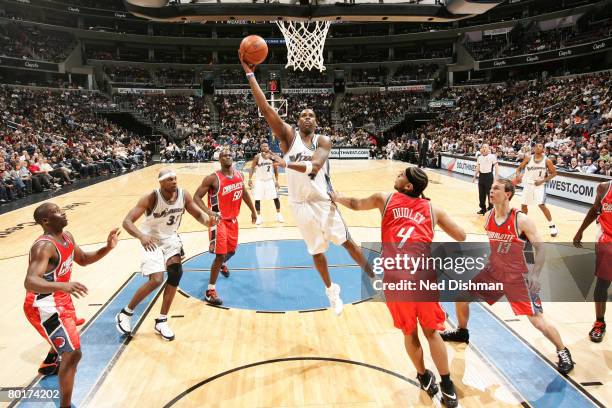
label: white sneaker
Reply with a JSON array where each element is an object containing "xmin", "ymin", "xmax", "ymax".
[
  {"xmin": 325, "ymin": 283, "xmax": 344, "ymax": 315},
  {"xmin": 550, "ymin": 225, "xmax": 558, "ymax": 237},
  {"xmin": 154, "ymin": 318, "xmax": 175, "ymax": 341},
  {"xmin": 276, "ymin": 213, "xmax": 285, "ymax": 223},
  {"xmin": 256, "ymin": 215, "xmax": 263, "ymax": 225},
  {"xmin": 115, "ymin": 308, "xmax": 132, "ymax": 336}
]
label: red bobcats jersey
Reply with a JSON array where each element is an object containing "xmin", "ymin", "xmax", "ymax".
[
  {"xmin": 24, "ymin": 233, "xmax": 75, "ymax": 311},
  {"xmin": 209, "ymin": 169, "xmax": 244, "ymax": 220},
  {"xmin": 485, "ymin": 208, "xmax": 528, "ymax": 282},
  {"xmin": 598, "ymin": 183, "xmax": 612, "ymax": 244},
  {"xmin": 381, "ymin": 192, "xmax": 434, "ymax": 245}
]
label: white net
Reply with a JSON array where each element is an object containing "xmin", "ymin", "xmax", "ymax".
[{"xmin": 275, "ymin": 20, "xmax": 332, "ymax": 72}]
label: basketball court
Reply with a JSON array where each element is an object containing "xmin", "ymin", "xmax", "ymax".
[{"xmin": 1, "ymin": 159, "xmax": 610, "ymax": 407}]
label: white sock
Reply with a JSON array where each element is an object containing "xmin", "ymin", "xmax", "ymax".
[
  {"xmin": 124, "ymin": 306, "xmax": 133, "ymax": 314},
  {"xmin": 549, "ymin": 222, "xmax": 555, "ymax": 227},
  {"xmin": 158, "ymin": 314, "xmax": 167, "ymax": 320},
  {"xmin": 208, "ymin": 284, "xmax": 215, "ymax": 290}
]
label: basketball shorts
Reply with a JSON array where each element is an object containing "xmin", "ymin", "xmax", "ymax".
[
  {"xmin": 141, "ymin": 234, "xmax": 183, "ymax": 275},
  {"xmin": 386, "ymin": 302, "xmax": 446, "ymax": 335},
  {"xmin": 253, "ymin": 179, "xmax": 278, "ymax": 201},
  {"xmin": 521, "ymin": 181, "xmax": 546, "ymax": 206},
  {"xmin": 470, "ymin": 266, "xmax": 543, "ymax": 316},
  {"xmin": 210, "ymin": 218, "xmax": 239, "ymax": 255},
  {"xmin": 595, "ymin": 241, "xmax": 612, "ymax": 281},
  {"xmin": 291, "ymin": 200, "xmax": 349, "ymax": 255},
  {"xmin": 24, "ymin": 302, "xmax": 80, "ymax": 354}
]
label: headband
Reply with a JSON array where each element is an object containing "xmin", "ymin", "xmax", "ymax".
[{"xmin": 158, "ymin": 171, "xmax": 176, "ymax": 181}]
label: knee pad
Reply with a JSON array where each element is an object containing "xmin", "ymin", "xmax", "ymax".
[{"xmin": 166, "ymin": 263, "xmax": 183, "ymax": 287}]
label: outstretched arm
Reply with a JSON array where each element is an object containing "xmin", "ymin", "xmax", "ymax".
[
  {"xmin": 515, "ymin": 156, "xmax": 529, "ymax": 178},
  {"xmin": 68, "ymin": 230, "xmax": 120, "ymax": 266},
  {"xmin": 184, "ymin": 190, "xmax": 216, "ymax": 227},
  {"xmin": 239, "ymin": 54, "xmax": 293, "ymax": 152},
  {"xmin": 433, "ymin": 206, "xmax": 466, "ymax": 242},
  {"xmin": 574, "ymin": 182, "xmax": 607, "ymax": 247},
  {"xmin": 331, "ymin": 191, "xmax": 388, "ymax": 215}
]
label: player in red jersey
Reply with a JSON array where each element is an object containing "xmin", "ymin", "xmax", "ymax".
[
  {"xmin": 194, "ymin": 148, "xmax": 257, "ymax": 305},
  {"xmin": 441, "ymin": 179, "xmax": 575, "ymax": 375},
  {"xmin": 332, "ymin": 167, "xmax": 465, "ymax": 408},
  {"xmin": 23, "ymin": 202, "xmax": 119, "ymax": 408},
  {"xmin": 574, "ymin": 181, "xmax": 612, "ymax": 342}
]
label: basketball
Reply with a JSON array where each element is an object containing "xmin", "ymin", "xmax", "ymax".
[{"xmin": 239, "ymin": 35, "xmax": 268, "ymax": 65}]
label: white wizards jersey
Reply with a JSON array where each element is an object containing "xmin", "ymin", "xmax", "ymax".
[
  {"xmin": 255, "ymin": 153, "xmax": 274, "ymax": 182},
  {"xmin": 524, "ymin": 155, "xmax": 547, "ymax": 183},
  {"xmin": 283, "ymin": 131, "xmax": 331, "ymax": 203},
  {"xmin": 141, "ymin": 188, "xmax": 185, "ymax": 239}
]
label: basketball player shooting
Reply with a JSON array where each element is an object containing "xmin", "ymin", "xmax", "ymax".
[
  {"xmin": 24, "ymin": 203, "xmax": 120, "ymax": 408},
  {"xmin": 240, "ymin": 51, "xmax": 373, "ymax": 315}
]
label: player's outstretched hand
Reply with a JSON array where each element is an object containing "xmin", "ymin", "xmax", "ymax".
[
  {"xmin": 251, "ymin": 211, "xmax": 257, "ymax": 224},
  {"xmin": 139, "ymin": 234, "xmax": 158, "ymax": 252},
  {"xmin": 64, "ymin": 281, "xmax": 88, "ymax": 298},
  {"xmin": 238, "ymin": 51, "xmax": 255, "ymax": 74},
  {"xmin": 572, "ymin": 231, "xmax": 583, "ymax": 248},
  {"xmin": 106, "ymin": 228, "xmax": 121, "ymax": 250}
]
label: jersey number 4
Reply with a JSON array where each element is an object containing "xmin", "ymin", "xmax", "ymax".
[{"xmin": 397, "ymin": 226, "xmax": 415, "ymax": 249}]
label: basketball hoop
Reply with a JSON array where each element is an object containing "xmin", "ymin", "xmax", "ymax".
[{"xmin": 275, "ymin": 20, "xmax": 332, "ymax": 72}]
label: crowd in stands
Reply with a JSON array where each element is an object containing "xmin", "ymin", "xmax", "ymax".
[
  {"xmin": 340, "ymin": 91, "xmax": 427, "ymax": 130},
  {"xmin": 0, "ymin": 23, "xmax": 76, "ymax": 62},
  {"xmin": 467, "ymin": 18, "xmax": 612, "ymax": 61},
  {"xmin": 105, "ymin": 66, "xmax": 153, "ymax": 86},
  {"xmin": 0, "ymin": 86, "xmax": 149, "ymax": 204},
  {"xmin": 114, "ymin": 94, "xmax": 212, "ymax": 138},
  {"xmin": 415, "ymin": 71, "xmax": 612, "ymax": 176}
]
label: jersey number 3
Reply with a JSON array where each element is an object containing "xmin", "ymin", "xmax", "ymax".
[{"xmin": 167, "ymin": 215, "xmax": 181, "ymax": 226}]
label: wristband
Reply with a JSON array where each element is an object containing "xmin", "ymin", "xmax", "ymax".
[
  {"xmin": 304, "ymin": 161, "xmax": 313, "ymax": 175},
  {"xmin": 246, "ymin": 72, "xmax": 255, "ymax": 79}
]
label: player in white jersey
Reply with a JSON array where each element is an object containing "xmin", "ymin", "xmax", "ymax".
[
  {"xmin": 514, "ymin": 142, "xmax": 558, "ymax": 237},
  {"xmin": 116, "ymin": 169, "xmax": 217, "ymax": 341},
  {"xmin": 248, "ymin": 141, "xmax": 284, "ymax": 224},
  {"xmin": 241, "ymin": 53, "xmax": 373, "ymax": 315}
]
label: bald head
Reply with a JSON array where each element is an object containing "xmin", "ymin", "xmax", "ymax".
[{"xmin": 34, "ymin": 202, "xmax": 56, "ymax": 225}]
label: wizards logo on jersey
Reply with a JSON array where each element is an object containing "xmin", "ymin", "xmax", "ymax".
[{"xmin": 288, "ymin": 153, "xmax": 313, "ymax": 163}]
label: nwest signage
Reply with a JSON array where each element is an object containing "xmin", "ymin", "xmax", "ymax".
[{"xmin": 477, "ymin": 36, "xmax": 612, "ymax": 70}]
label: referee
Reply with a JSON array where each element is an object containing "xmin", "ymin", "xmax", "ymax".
[{"xmin": 473, "ymin": 144, "xmax": 499, "ymax": 215}]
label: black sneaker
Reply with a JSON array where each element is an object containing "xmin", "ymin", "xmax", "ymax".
[
  {"xmin": 220, "ymin": 264, "xmax": 230, "ymax": 278},
  {"xmin": 205, "ymin": 288, "xmax": 223, "ymax": 306},
  {"xmin": 440, "ymin": 380, "xmax": 459, "ymax": 408},
  {"xmin": 589, "ymin": 321, "xmax": 606, "ymax": 343},
  {"xmin": 38, "ymin": 353, "xmax": 60, "ymax": 376},
  {"xmin": 476, "ymin": 209, "xmax": 486, "ymax": 215},
  {"xmin": 417, "ymin": 369, "xmax": 439, "ymax": 397},
  {"xmin": 557, "ymin": 347, "xmax": 575, "ymax": 375},
  {"xmin": 440, "ymin": 328, "xmax": 469, "ymax": 344}
]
